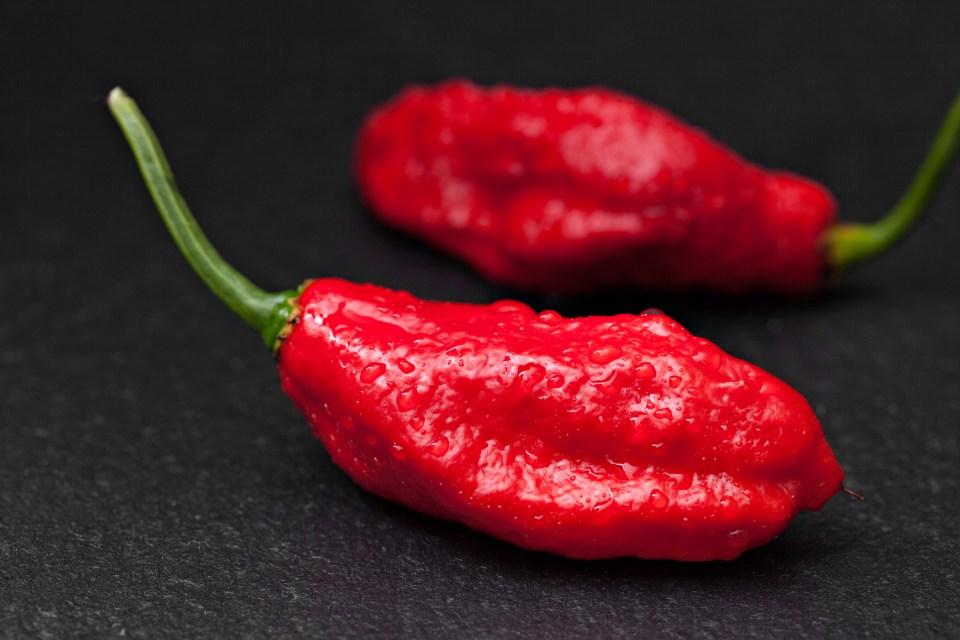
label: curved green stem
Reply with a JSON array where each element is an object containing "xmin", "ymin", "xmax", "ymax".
[
  {"xmin": 827, "ymin": 92, "xmax": 960, "ymax": 269},
  {"xmin": 108, "ymin": 87, "xmax": 296, "ymax": 348}
]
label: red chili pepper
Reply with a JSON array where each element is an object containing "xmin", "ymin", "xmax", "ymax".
[
  {"xmin": 355, "ymin": 81, "xmax": 960, "ymax": 294},
  {"xmin": 109, "ymin": 88, "xmax": 844, "ymax": 561}
]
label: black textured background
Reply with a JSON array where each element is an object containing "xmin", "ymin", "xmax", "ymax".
[{"xmin": 2, "ymin": 2, "xmax": 959, "ymax": 638}]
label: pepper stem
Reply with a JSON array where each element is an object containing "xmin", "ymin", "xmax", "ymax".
[
  {"xmin": 827, "ymin": 92, "xmax": 960, "ymax": 269},
  {"xmin": 108, "ymin": 87, "xmax": 296, "ymax": 348}
]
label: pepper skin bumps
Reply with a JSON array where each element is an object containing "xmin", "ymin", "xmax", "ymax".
[
  {"xmin": 279, "ymin": 279, "xmax": 843, "ymax": 561},
  {"xmin": 355, "ymin": 81, "xmax": 960, "ymax": 294}
]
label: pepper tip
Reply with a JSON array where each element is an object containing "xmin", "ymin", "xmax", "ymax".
[
  {"xmin": 841, "ymin": 486, "xmax": 865, "ymax": 501},
  {"xmin": 108, "ymin": 86, "xmax": 128, "ymax": 107}
]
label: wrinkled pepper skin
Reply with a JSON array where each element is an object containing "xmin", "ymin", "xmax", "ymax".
[
  {"xmin": 355, "ymin": 81, "xmax": 837, "ymax": 294},
  {"xmin": 278, "ymin": 278, "xmax": 843, "ymax": 561}
]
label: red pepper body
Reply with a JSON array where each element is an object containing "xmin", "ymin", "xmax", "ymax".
[
  {"xmin": 355, "ymin": 81, "xmax": 838, "ymax": 294},
  {"xmin": 278, "ymin": 278, "xmax": 843, "ymax": 561}
]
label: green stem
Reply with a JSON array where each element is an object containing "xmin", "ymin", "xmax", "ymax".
[
  {"xmin": 108, "ymin": 87, "xmax": 296, "ymax": 348},
  {"xmin": 827, "ymin": 92, "xmax": 960, "ymax": 269}
]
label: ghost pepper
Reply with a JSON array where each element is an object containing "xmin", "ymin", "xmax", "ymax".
[
  {"xmin": 109, "ymin": 87, "xmax": 845, "ymax": 561},
  {"xmin": 354, "ymin": 81, "xmax": 960, "ymax": 294}
]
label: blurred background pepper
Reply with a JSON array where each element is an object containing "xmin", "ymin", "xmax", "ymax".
[{"xmin": 355, "ymin": 81, "xmax": 959, "ymax": 294}]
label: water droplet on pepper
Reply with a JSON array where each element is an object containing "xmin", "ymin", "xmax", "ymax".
[
  {"xmin": 635, "ymin": 362, "xmax": 656, "ymax": 378},
  {"xmin": 427, "ymin": 436, "xmax": 449, "ymax": 457},
  {"xmin": 360, "ymin": 362, "xmax": 386, "ymax": 383},
  {"xmin": 546, "ymin": 372, "xmax": 565, "ymax": 388},
  {"xmin": 649, "ymin": 489, "xmax": 669, "ymax": 509},
  {"xmin": 514, "ymin": 362, "xmax": 547, "ymax": 391},
  {"xmin": 726, "ymin": 529, "xmax": 750, "ymax": 547},
  {"xmin": 589, "ymin": 344, "xmax": 622, "ymax": 365},
  {"xmin": 537, "ymin": 310, "xmax": 561, "ymax": 325},
  {"xmin": 397, "ymin": 387, "xmax": 423, "ymax": 411}
]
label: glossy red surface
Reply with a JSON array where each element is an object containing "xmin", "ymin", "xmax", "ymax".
[
  {"xmin": 355, "ymin": 81, "xmax": 837, "ymax": 294},
  {"xmin": 278, "ymin": 279, "xmax": 844, "ymax": 560}
]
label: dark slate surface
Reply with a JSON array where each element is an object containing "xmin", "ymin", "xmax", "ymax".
[{"xmin": 2, "ymin": 2, "xmax": 958, "ymax": 638}]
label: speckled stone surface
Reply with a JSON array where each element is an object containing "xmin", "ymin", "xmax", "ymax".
[{"xmin": 1, "ymin": 2, "xmax": 958, "ymax": 637}]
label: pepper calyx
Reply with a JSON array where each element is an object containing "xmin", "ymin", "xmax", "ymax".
[{"xmin": 271, "ymin": 281, "xmax": 315, "ymax": 357}]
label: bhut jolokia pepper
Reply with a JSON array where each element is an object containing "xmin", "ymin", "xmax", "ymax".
[
  {"xmin": 109, "ymin": 88, "xmax": 845, "ymax": 561},
  {"xmin": 354, "ymin": 81, "xmax": 960, "ymax": 294}
]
